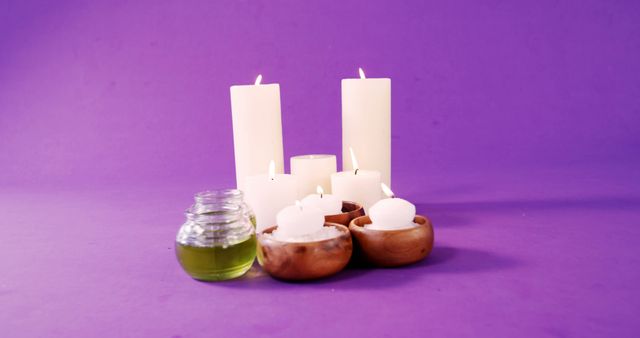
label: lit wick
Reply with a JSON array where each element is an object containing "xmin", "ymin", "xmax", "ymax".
[
  {"xmin": 359, "ymin": 67, "xmax": 366, "ymax": 79},
  {"xmin": 268, "ymin": 160, "xmax": 275, "ymax": 181},
  {"xmin": 381, "ymin": 183, "xmax": 395, "ymax": 199},
  {"xmin": 317, "ymin": 185, "xmax": 324, "ymax": 199},
  {"xmin": 295, "ymin": 200, "xmax": 303, "ymax": 210},
  {"xmin": 349, "ymin": 146, "xmax": 359, "ymax": 175},
  {"xmin": 255, "ymin": 74, "xmax": 262, "ymax": 85}
]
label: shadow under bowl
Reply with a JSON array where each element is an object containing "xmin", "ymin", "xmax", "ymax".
[
  {"xmin": 324, "ymin": 201, "xmax": 365, "ymax": 226},
  {"xmin": 349, "ymin": 215, "xmax": 434, "ymax": 267},
  {"xmin": 257, "ymin": 223, "xmax": 353, "ymax": 281}
]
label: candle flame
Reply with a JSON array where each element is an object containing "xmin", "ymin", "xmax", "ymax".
[
  {"xmin": 316, "ymin": 185, "xmax": 324, "ymax": 197},
  {"xmin": 295, "ymin": 200, "xmax": 302, "ymax": 210},
  {"xmin": 349, "ymin": 147, "xmax": 359, "ymax": 174},
  {"xmin": 268, "ymin": 160, "xmax": 275, "ymax": 180},
  {"xmin": 255, "ymin": 74, "xmax": 263, "ymax": 85},
  {"xmin": 381, "ymin": 183, "xmax": 395, "ymax": 198},
  {"xmin": 358, "ymin": 67, "xmax": 366, "ymax": 79}
]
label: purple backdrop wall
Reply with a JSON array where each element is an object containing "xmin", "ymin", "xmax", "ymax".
[{"xmin": 2, "ymin": 0, "xmax": 638, "ymax": 189}]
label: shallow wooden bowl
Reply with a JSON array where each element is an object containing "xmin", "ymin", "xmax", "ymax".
[
  {"xmin": 349, "ymin": 215, "xmax": 434, "ymax": 267},
  {"xmin": 257, "ymin": 223, "xmax": 353, "ymax": 281},
  {"xmin": 324, "ymin": 201, "xmax": 365, "ymax": 226}
]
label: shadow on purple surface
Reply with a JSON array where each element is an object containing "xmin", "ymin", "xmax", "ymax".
[
  {"xmin": 419, "ymin": 195, "xmax": 640, "ymax": 212},
  {"xmin": 421, "ymin": 246, "xmax": 521, "ymax": 273},
  {"xmin": 416, "ymin": 195, "xmax": 640, "ymax": 226},
  {"xmin": 209, "ymin": 246, "xmax": 520, "ymax": 289}
]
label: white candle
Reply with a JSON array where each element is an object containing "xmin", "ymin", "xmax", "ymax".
[
  {"xmin": 367, "ymin": 183, "xmax": 417, "ymax": 230},
  {"xmin": 275, "ymin": 201, "xmax": 325, "ymax": 238},
  {"xmin": 331, "ymin": 148, "xmax": 381, "ymax": 212},
  {"xmin": 301, "ymin": 186, "xmax": 342, "ymax": 216},
  {"xmin": 342, "ymin": 68, "xmax": 391, "ymax": 186},
  {"xmin": 244, "ymin": 160, "xmax": 298, "ymax": 232},
  {"xmin": 230, "ymin": 75, "xmax": 284, "ymax": 191},
  {"xmin": 290, "ymin": 154, "xmax": 337, "ymax": 198}
]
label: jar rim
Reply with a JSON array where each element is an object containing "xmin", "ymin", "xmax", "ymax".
[
  {"xmin": 195, "ymin": 189, "xmax": 243, "ymax": 198},
  {"xmin": 185, "ymin": 203, "xmax": 243, "ymax": 223},
  {"xmin": 194, "ymin": 189, "xmax": 244, "ymax": 203}
]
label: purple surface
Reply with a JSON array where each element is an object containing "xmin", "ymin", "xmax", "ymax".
[{"xmin": 1, "ymin": 0, "xmax": 639, "ymax": 337}]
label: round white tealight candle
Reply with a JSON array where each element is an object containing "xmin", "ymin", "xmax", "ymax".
[
  {"xmin": 244, "ymin": 160, "xmax": 298, "ymax": 232},
  {"xmin": 276, "ymin": 201, "xmax": 325, "ymax": 238},
  {"xmin": 367, "ymin": 183, "xmax": 417, "ymax": 230},
  {"xmin": 301, "ymin": 186, "xmax": 342, "ymax": 216},
  {"xmin": 330, "ymin": 147, "xmax": 381, "ymax": 212}
]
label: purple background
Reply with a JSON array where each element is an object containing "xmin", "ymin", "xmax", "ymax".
[{"xmin": 1, "ymin": 1, "xmax": 639, "ymax": 337}]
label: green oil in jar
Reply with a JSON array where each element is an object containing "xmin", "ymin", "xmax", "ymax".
[{"xmin": 176, "ymin": 234, "xmax": 256, "ymax": 281}]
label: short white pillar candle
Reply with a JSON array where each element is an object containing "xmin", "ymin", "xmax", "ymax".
[
  {"xmin": 291, "ymin": 154, "xmax": 337, "ymax": 198},
  {"xmin": 244, "ymin": 160, "xmax": 298, "ymax": 232},
  {"xmin": 331, "ymin": 147, "xmax": 381, "ymax": 212}
]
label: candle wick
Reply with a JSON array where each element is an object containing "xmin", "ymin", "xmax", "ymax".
[
  {"xmin": 320, "ymin": 193, "xmax": 323, "ymax": 198},
  {"xmin": 354, "ymin": 168, "xmax": 359, "ymax": 175}
]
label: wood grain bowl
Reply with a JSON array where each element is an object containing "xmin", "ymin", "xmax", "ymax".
[{"xmin": 349, "ymin": 215, "xmax": 434, "ymax": 267}]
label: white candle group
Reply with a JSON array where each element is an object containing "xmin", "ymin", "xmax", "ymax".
[
  {"xmin": 342, "ymin": 68, "xmax": 391, "ymax": 186},
  {"xmin": 230, "ymin": 75, "xmax": 284, "ymax": 191},
  {"xmin": 230, "ymin": 69, "xmax": 396, "ymax": 230}
]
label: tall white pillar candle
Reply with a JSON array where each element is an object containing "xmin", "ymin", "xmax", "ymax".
[
  {"xmin": 244, "ymin": 161, "xmax": 298, "ymax": 232},
  {"xmin": 230, "ymin": 75, "xmax": 284, "ymax": 191},
  {"xmin": 342, "ymin": 68, "xmax": 391, "ymax": 186},
  {"xmin": 290, "ymin": 154, "xmax": 337, "ymax": 198}
]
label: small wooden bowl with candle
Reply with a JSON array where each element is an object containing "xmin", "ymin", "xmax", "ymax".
[
  {"xmin": 349, "ymin": 215, "xmax": 434, "ymax": 267},
  {"xmin": 257, "ymin": 223, "xmax": 352, "ymax": 280},
  {"xmin": 256, "ymin": 202, "xmax": 352, "ymax": 280},
  {"xmin": 348, "ymin": 184, "xmax": 434, "ymax": 267}
]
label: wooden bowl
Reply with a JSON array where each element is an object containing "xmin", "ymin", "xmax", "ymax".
[
  {"xmin": 324, "ymin": 201, "xmax": 365, "ymax": 226},
  {"xmin": 349, "ymin": 215, "xmax": 434, "ymax": 267},
  {"xmin": 257, "ymin": 223, "xmax": 353, "ymax": 281}
]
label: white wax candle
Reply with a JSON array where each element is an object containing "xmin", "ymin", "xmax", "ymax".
[
  {"xmin": 342, "ymin": 68, "xmax": 391, "ymax": 186},
  {"xmin": 244, "ymin": 161, "xmax": 298, "ymax": 232},
  {"xmin": 230, "ymin": 75, "xmax": 284, "ymax": 191},
  {"xmin": 275, "ymin": 202, "xmax": 325, "ymax": 238},
  {"xmin": 331, "ymin": 147, "xmax": 381, "ymax": 212},
  {"xmin": 301, "ymin": 186, "xmax": 342, "ymax": 216},
  {"xmin": 290, "ymin": 154, "xmax": 337, "ymax": 198},
  {"xmin": 367, "ymin": 183, "xmax": 417, "ymax": 230},
  {"xmin": 331, "ymin": 170, "xmax": 381, "ymax": 212}
]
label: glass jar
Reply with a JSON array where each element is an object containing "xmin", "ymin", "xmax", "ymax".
[
  {"xmin": 176, "ymin": 190, "xmax": 256, "ymax": 281},
  {"xmin": 193, "ymin": 190, "xmax": 256, "ymax": 227}
]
